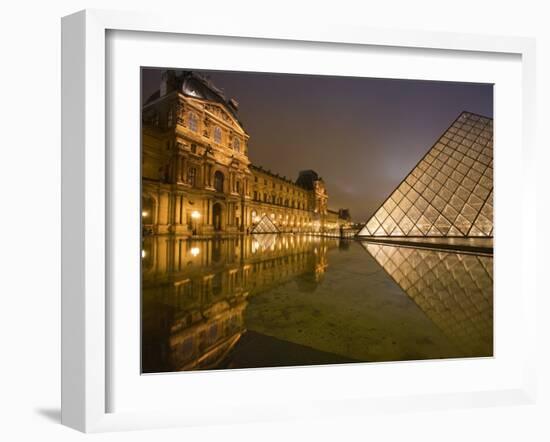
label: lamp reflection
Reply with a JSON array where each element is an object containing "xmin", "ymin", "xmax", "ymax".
[
  {"xmin": 141, "ymin": 234, "xmax": 335, "ymax": 372},
  {"xmin": 141, "ymin": 235, "xmax": 493, "ymax": 373}
]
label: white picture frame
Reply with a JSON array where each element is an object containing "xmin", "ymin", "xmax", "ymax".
[{"xmin": 61, "ymin": 9, "xmax": 537, "ymax": 433}]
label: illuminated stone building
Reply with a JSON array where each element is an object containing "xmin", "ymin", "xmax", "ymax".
[{"xmin": 142, "ymin": 70, "xmax": 350, "ymax": 237}]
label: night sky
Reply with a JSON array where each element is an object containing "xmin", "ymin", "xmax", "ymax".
[{"xmin": 142, "ymin": 69, "xmax": 493, "ymax": 222}]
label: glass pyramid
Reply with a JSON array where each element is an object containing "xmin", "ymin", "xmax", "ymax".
[
  {"xmin": 363, "ymin": 242, "xmax": 493, "ymax": 356},
  {"xmin": 251, "ymin": 215, "xmax": 280, "ymax": 234},
  {"xmin": 358, "ymin": 112, "xmax": 493, "ymax": 237}
]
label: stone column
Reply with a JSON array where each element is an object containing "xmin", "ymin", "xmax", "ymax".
[
  {"xmin": 157, "ymin": 191, "xmax": 169, "ymax": 234},
  {"xmin": 179, "ymin": 157, "xmax": 185, "ymax": 183},
  {"xmin": 172, "ymin": 194, "xmax": 180, "ymax": 225}
]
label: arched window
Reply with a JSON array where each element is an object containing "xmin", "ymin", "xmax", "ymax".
[
  {"xmin": 233, "ymin": 137, "xmax": 240, "ymax": 152},
  {"xmin": 188, "ymin": 112, "xmax": 198, "ymax": 132},
  {"xmin": 187, "ymin": 167, "xmax": 197, "ymax": 187},
  {"xmin": 214, "ymin": 171, "xmax": 224, "ymax": 193},
  {"xmin": 213, "ymin": 126, "xmax": 222, "ymax": 144}
]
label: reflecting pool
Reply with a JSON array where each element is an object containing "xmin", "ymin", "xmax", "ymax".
[{"xmin": 142, "ymin": 234, "xmax": 493, "ymax": 373}]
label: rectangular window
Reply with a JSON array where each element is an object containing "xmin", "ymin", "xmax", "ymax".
[{"xmin": 187, "ymin": 167, "xmax": 197, "ymax": 187}]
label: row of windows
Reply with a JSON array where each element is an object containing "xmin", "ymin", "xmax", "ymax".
[
  {"xmin": 252, "ymin": 191, "xmax": 306, "ymax": 209},
  {"xmin": 253, "ymin": 175, "xmax": 305, "ymax": 196},
  {"xmin": 187, "ymin": 112, "xmax": 241, "ymax": 152},
  {"xmin": 186, "ymin": 168, "xmax": 240, "ymax": 195},
  {"xmin": 160, "ymin": 108, "xmax": 243, "ymax": 153},
  {"xmin": 185, "ymin": 164, "xmax": 303, "ymax": 203},
  {"xmin": 251, "ymin": 210, "xmax": 311, "ymax": 223}
]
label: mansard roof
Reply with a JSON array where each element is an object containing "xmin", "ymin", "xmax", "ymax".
[{"xmin": 146, "ymin": 70, "xmax": 240, "ymax": 118}]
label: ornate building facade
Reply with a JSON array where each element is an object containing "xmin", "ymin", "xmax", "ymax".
[{"xmin": 142, "ymin": 70, "xmax": 350, "ymax": 237}]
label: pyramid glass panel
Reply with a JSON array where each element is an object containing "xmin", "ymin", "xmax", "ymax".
[
  {"xmin": 358, "ymin": 112, "xmax": 493, "ymax": 238},
  {"xmin": 251, "ymin": 215, "xmax": 280, "ymax": 234}
]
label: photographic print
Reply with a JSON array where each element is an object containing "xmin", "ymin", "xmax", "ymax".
[{"xmin": 141, "ymin": 68, "xmax": 493, "ymax": 373}]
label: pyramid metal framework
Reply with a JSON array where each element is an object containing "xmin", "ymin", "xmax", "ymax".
[
  {"xmin": 251, "ymin": 215, "xmax": 280, "ymax": 234},
  {"xmin": 358, "ymin": 112, "xmax": 493, "ymax": 237},
  {"xmin": 363, "ymin": 242, "xmax": 493, "ymax": 357}
]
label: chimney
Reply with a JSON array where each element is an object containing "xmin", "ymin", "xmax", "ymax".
[{"xmin": 160, "ymin": 70, "xmax": 176, "ymax": 97}]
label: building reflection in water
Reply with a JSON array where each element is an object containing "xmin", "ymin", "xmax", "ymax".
[
  {"xmin": 142, "ymin": 235, "xmax": 492, "ymax": 373},
  {"xmin": 142, "ymin": 234, "xmax": 332, "ymax": 373},
  {"xmin": 361, "ymin": 242, "xmax": 493, "ymax": 357}
]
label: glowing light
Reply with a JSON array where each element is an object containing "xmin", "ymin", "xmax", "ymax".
[
  {"xmin": 190, "ymin": 247, "xmax": 200, "ymax": 257},
  {"xmin": 141, "ymin": 211, "xmax": 149, "ymax": 217},
  {"xmin": 141, "ymin": 249, "xmax": 146, "ymax": 258},
  {"xmin": 191, "ymin": 210, "xmax": 201, "ymax": 220}
]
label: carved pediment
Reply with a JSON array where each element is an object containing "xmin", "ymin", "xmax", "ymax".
[{"xmin": 204, "ymin": 103, "xmax": 244, "ymax": 133}]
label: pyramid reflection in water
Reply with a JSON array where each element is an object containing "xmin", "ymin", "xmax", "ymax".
[
  {"xmin": 362, "ymin": 242, "xmax": 493, "ymax": 357},
  {"xmin": 358, "ymin": 112, "xmax": 493, "ymax": 237}
]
